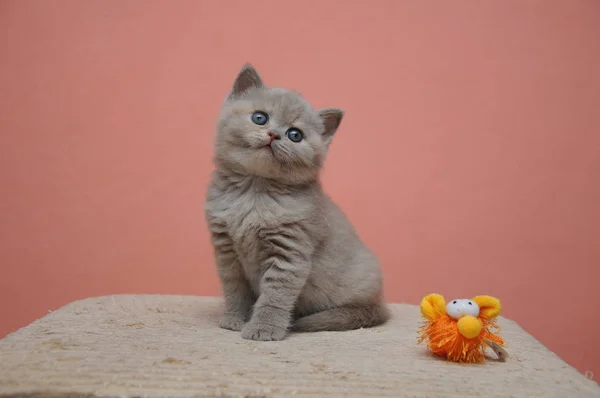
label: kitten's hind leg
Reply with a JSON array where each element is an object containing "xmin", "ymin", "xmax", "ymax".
[{"xmin": 291, "ymin": 303, "xmax": 390, "ymax": 332}]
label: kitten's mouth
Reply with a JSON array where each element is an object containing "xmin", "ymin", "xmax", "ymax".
[{"xmin": 263, "ymin": 144, "xmax": 273, "ymax": 153}]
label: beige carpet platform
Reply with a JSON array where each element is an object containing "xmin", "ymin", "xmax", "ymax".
[{"xmin": 0, "ymin": 295, "xmax": 598, "ymax": 398}]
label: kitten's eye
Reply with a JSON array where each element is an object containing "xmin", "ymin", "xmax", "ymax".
[
  {"xmin": 286, "ymin": 128, "xmax": 303, "ymax": 143},
  {"xmin": 251, "ymin": 111, "xmax": 269, "ymax": 126}
]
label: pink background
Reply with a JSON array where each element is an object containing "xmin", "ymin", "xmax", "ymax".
[{"xmin": 1, "ymin": 0, "xmax": 599, "ymax": 378}]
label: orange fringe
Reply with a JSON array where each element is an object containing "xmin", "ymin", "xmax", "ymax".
[{"xmin": 418, "ymin": 314, "xmax": 504, "ymax": 364}]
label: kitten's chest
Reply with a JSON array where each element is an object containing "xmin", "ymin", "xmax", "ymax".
[
  {"xmin": 207, "ymin": 182, "xmax": 295, "ymax": 260},
  {"xmin": 228, "ymin": 195, "xmax": 276, "ymax": 249}
]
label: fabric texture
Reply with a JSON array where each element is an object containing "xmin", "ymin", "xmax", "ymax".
[{"xmin": 0, "ymin": 295, "xmax": 598, "ymax": 398}]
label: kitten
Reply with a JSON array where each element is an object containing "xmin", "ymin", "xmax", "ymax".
[{"xmin": 204, "ymin": 64, "xmax": 389, "ymax": 341}]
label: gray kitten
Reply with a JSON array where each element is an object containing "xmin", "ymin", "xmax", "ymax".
[{"xmin": 204, "ymin": 64, "xmax": 389, "ymax": 341}]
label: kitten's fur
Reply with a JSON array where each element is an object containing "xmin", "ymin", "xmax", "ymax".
[{"xmin": 204, "ymin": 64, "xmax": 389, "ymax": 341}]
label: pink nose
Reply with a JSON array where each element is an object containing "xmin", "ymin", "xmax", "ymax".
[{"xmin": 268, "ymin": 132, "xmax": 280, "ymax": 141}]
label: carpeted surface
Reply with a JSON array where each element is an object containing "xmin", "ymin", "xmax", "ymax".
[{"xmin": 0, "ymin": 295, "xmax": 598, "ymax": 397}]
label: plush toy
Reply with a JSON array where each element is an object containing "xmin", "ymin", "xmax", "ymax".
[{"xmin": 417, "ymin": 293, "xmax": 507, "ymax": 364}]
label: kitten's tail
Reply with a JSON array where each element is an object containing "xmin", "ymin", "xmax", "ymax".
[{"xmin": 291, "ymin": 303, "xmax": 390, "ymax": 332}]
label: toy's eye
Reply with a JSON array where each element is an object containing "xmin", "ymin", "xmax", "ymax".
[
  {"xmin": 446, "ymin": 299, "xmax": 480, "ymax": 320},
  {"xmin": 251, "ymin": 111, "xmax": 269, "ymax": 125}
]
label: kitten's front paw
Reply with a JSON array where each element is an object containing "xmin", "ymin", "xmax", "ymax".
[
  {"xmin": 219, "ymin": 313, "xmax": 246, "ymax": 331},
  {"xmin": 241, "ymin": 322, "xmax": 287, "ymax": 341}
]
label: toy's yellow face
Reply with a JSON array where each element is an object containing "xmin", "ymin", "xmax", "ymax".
[
  {"xmin": 445, "ymin": 299, "xmax": 479, "ymax": 319},
  {"xmin": 420, "ymin": 294, "xmax": 501, "ymax": 321},
  {"xmin": 420, "ymin": 294, "xmax": 502, "ymax": 339}
]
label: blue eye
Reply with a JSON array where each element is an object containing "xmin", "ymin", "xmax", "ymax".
[
  {"xmin": 286, "ymin": 128, "xmax": 303, "ymax": 143},
  {"xmin": 251, "ymin": 111, "xmax": 268, "ymax": 125}
]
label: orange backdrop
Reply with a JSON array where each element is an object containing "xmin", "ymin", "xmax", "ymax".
[{"xmin": 1, "ymin": 0, "xmax": 599, "ymax": 378}]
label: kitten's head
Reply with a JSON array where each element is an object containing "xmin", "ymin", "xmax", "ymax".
[{"xmin": 214, "ymin": 64, "xmax": 343, "ymax": 184}]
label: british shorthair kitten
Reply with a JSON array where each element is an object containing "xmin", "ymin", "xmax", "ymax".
[{"xmin": 205, "ymin": 64, "xmax": 388, "ymax": 341}]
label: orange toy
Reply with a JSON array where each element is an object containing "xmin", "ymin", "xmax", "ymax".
[{"xmin": 417, "ymin": 294, "xmax": 507, "ymax": 364}]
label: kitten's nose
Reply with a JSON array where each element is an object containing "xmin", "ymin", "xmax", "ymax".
[{"xmin": 268, "ymin": 132, "xmax": 280, "ymax": 141}]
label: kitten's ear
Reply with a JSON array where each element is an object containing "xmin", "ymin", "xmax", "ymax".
[
  {"xmin": 229, "ymin": 64, "xmax": 264, "ymax": 99},
  {"xmin": 318, "ymin": 108, "xmax": 344, "ymax": 144}
]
